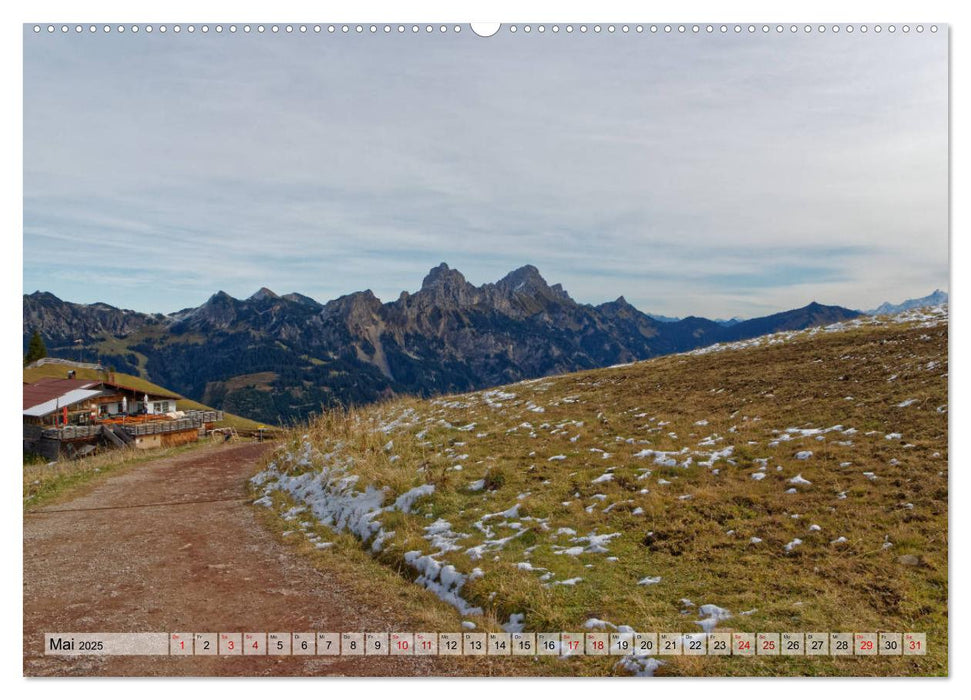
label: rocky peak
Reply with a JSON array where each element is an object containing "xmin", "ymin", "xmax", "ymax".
[
  {"xmin": 421, "ymin": 263, "xmax": 469, "ymax": 291},
  {"xmin": 207, "ymin": 290, "xmax": 236, "ymax": 304},
  {"xmin": 491, "ymin": 265, "xmax": 578, "ymax": 316},
  {"xmin": 248, "ymin": 287, "xmax": 279, "ymax": 302},
  {"xmin": 183, "ymin": 290, "xmax": 240, "ymax": 329},
  {"xmin": 281, "ymin": 292, "xmax": 323, "ymax": 309},
  {"xmin": 415, "ymin": 263, "xmax": 478, "ymax": 308},
  {"xmin": 549, "ymin": 283, "xmax": 572, "ymax": 302},
  {"xmin": 322, "ymin": 289, "xmax": 383, "ymax": 322},
  {"xmin": 26, "ymin": 290, "xmax": 63, "ymax": 304},
  {"xmin": 597, "ymin": 295, "xmax": 648, "ymax": 321},
  {"xmin": 497, "ymin": 264, "xmax": 549, "ymax": 294}
]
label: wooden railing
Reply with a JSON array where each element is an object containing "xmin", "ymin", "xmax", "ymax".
[
  {"xmin": 39, "ymin": 425, "xmax": 103, "ymax": 440},
  {"xmin": 189, "ymin": 410, "xmax": 223, "ymax": 424},
  {"xmin": 36, "ymin": 410, "xmax": 223, "ymax": 440},
  {"xmin": 122, "ymin": 417, "xmax": 202, "ymax": 436}
]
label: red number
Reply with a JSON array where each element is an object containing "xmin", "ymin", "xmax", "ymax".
[{"xmin": 861, "ymin": 640, "xmax": 873, "ymax": 650}]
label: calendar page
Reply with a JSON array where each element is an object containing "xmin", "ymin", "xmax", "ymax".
[{"xmin": 22, "ymin": 18, "xmax": 948, "ymax": 679}]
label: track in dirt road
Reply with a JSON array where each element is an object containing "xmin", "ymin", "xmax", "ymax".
[{"xmin": 23, "ymin": 441, "xmax": 477, "ymax": 677}]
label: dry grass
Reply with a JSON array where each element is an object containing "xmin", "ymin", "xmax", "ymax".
[
  {"xmin": 251, "ymin": 492, "xmax": 584, "ymax": 676},
  {"xmin": 254, "ymin": 312, "xmax": 948, "ymax": 676}
]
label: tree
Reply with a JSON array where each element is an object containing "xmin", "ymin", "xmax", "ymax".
[{"xmin": 24, "ymin": 329, "xmax": 47, "ymax": 366}]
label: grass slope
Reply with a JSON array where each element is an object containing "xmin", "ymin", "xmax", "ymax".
[
  {"xmin": 252, "ymin": 309, "xmax": 948, "ymax": 676},
  {"xmin": 23, "ymin": 364, "xmax": 266, "ymax": 431}
]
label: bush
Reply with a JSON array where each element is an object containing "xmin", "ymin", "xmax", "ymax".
[{"xmin": 484, "ymin": 467, "xmax": 507, "ymax": 491}]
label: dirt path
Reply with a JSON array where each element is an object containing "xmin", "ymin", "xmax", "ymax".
[{"xmin": 23, "ymin": 442, "xmax": 474, "ymax": 677}]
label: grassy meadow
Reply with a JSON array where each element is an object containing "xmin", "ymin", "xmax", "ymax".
[{"xmin": 252, "ymin": 309, "xmax": 948, "ymax": 676}]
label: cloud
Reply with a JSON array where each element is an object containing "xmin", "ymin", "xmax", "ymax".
[{"xmin": 23, "ymin": 28, "xmax": 948, "ymax": 317}]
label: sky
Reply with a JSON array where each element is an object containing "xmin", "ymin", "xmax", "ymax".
[{"xmin": 23, "ymin": 24, "xmax": 949, "ymax": 319}]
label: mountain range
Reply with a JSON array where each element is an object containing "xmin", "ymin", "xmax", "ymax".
[
  {"xmin": 864, "ymin": 289, "xmax": 948, "ymax": 316},
  {"xmin": 24, "ymin": 263, "xmax": 866, "ymax": 424},
  {"xmin": 647, "ymin": 312, "xmax": 743, "ymax": 326}
]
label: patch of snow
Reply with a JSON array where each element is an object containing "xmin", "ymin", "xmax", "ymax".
[
  {"xmin": 394, "ymin": 484, "xmax": 436, "ymax": 513},
  {"xmin": 695, "ymin": 604, "xmax": 732, "ymax": 633},
  {"xmin": 404, "ymin": 550, "xmax": 483, "ymax": 616},
  {"xmin": 570, "ymin": 531, "xmax": 623, "ymax": 554},
  {"xmin": 515, "ymin": 562, "xmax": 546, "ymax": 572},
  {"xmin": 424, "ymin": 519, "xmax": 467, "ymax": 553},
  {"xmin": 584, "ymin": 618, "xmax": 615, "ymax": 630},
  {"xmin": 616, "ymin": 655, "xmax": 664, "ymax": 677},
  {"xmin": 502, "ymin": 613, "xmax": 525, "ymax": 633}
]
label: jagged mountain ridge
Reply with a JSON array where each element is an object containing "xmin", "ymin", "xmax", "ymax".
[
  {"xmin": 22, "ymin": 290, "xmax": 165, "ymax": 342},
  {"xmin": 23, "ymin": 264, "xmax": 861, "ymax": 424},
  {"xmin": 865, "ymin": 289, "xmax": 948, "ymax": 316}
]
